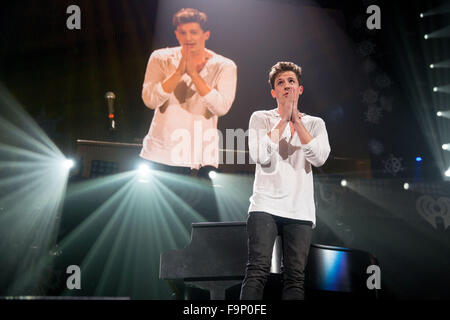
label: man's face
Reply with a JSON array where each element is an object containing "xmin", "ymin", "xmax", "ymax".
[
  {"xmin": 175, "ymin": 22, "xmax": 210, "ymax": 53},
  {"xmin": 271, "ymin": 71, "xmax": 303, "ymax": 103}
]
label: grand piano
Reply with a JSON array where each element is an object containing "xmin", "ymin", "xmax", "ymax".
[{"xmin": 160, "ymin": 222, "xmax": 380, "ymax": 300}]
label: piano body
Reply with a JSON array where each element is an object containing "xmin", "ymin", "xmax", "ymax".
[{"xmin": 160, "ymin": 222, "xmax": 380, "ymax": 300}]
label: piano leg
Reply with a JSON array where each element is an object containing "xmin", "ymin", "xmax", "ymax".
[
  {"xmin": 186, "ymin": 280, "xmax": 243, "ymax": 300},
  {"xmin": 168, "ymin": 280, "xmax": 186, "ymax": 300}
]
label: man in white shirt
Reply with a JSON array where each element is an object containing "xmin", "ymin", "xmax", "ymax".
[
  {"xmin": 139, "ymin": 8, "xmax": 237, "ymax": 224},
  {"xmin": 140, "ymin": 8, "xmax": 237, "ymax": 177},
  {"xmin": 240, "ymin": 61, "xmax": 331, "ymax": 300}
]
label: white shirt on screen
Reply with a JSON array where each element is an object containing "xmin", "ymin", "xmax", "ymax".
[{"xmin": 140, "ymin": 46, "xmax": 237, "ymax": 169}]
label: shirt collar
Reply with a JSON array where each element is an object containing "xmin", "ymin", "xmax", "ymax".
[
  {"xmin": 175, "ymin": 46, "xmax": 214, "ymax": 78},
  {"xmin": 271, "ymin": 108, "xmax": 306, "ymax": 118}
]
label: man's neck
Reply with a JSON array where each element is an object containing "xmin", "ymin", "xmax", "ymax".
[
  {"xmin": 276, "ymin": 104, "xmax": 301, "ymax": 115},
  {"xmin": 276, "ymin": 105, "xmax": 294, "ymax": 115},
  {"xmin": 189, "ymin": 48, "xmax": 208, "ymax": 61}
]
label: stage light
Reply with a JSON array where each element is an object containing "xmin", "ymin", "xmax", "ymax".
[
  {"xmin": 136, "ymin": 163, "xmax": 151, "ymax": 182},
  {"xmin": 208, "ymin": 171, "xmax": 217, "ymax": 179},
  {"xmin": 340, "ymin": 179, "xmax": 347, "ymax": 187},
  {"xmin": 403, "ymin": 182, "xmax": 410, "ymax": 190},
  {"xmin": 443, "ymin": 144, "xmax": 449, "ymax": 150},
  {"xmin": 424, "ymin": 34, "xmax": 429, "ymax": 39},
  {"xmin": 429, "ymin": 59, "xmax": 450, "ymax": 69},
  {"xmin": 423, "ymin": 25, "xmax": 450, "ymax": 40},
  {"xmin": 433, "ymin": 85, "xmax": 450, "ymax": 94},
  {"xmin": 445, "ymin": 168, "xmax": 450, "ymax": 177},
  {"xmin": 62, "ymin": 158, "xmax": 75, "ymax": 170},
  {"xmin": 436, "ymin": 110, "xmax": 450, "ymax": 118},
  {"xmin": 420, "ymin": 13, "xmax": 424, "ymax": 18},
  {"xmin": 415, "ymin": 156, "xmax": 422, "ymax": 162},
  {"xmin": 137, "ymin": 163, "xmax": 151, "ymax": 174},
  {"xmin": 430, "ymin": 64, "xmax": 434, "ymax": 69}
]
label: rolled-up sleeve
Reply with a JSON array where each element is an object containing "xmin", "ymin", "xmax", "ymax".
[
  {"xmin": 201, "ymin": 61, "xmax": 237, "ymax": 117},
  {"xmin": 248, "ymin": 112, "xmax": 279, "ymax": 165},
  {"xmin": 142, "ymin": 51, "xmax": 171, "ymax": 110},
  {"xmin": 302, "ymin": 119, "xmax": 331, "ymax": 167}
]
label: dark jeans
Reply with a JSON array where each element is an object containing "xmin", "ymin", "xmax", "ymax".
[
  {"xmin": 145, "ymin": 160, "xmax": 191, "ymax": 175},
  {"xmin": 144, "ymin": 160, "xmax": 220, "ymax": 222},
  {"xmin": 240, "ymin": 211, "xmax": 313, "ymax": 300},
  {"xmin": 145, "ymin": 159, "xmax": 216, "ymax": 180}
]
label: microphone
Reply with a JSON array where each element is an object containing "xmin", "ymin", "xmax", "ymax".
[{"xmin": 105, "ymin": 91, "xmax": 116, "ymax": 130}]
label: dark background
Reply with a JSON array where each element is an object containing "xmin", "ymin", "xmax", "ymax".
[{"xmin": 1, "ymin": 0, "xmax": 450, "ymax": 300}]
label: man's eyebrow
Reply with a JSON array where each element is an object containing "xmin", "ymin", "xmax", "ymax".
[{"xmin": 277, "ymin": 76, "xmax": 295, "ymax": 82}]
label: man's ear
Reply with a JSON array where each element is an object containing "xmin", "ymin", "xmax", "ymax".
[
  {"xmin": 299, "ymin": 85, "xmax": 304, "ymax": 95},
  {"xmin": 271, "ymin": 89, "xmax": 276, "ymax": 98},
  {"xmin": 204, "ymin": 30, "xmax": 210, "ymax": 41}
]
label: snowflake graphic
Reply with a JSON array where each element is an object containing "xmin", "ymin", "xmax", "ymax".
[
  {"xmin": 357, "ymin": 40, "xmax": 376, "ymax": 57},
  {"xmin": 362, "ymin": 58, "xmax": 377, "ymax": 74},
  {"xmin": 362, "ymin": 89, "xmax": 379, "ymax": 105},
  {"xmin": 364, "ymin": 104, "xmax": 383, "ymax": 124},
  {"xmin": 368, "ymin": 139, "xmax": 384, "ymax": 155},
  {"xmin": 379, "ymin": 96, "xmax": 393, "ymax": 112},
  {"xmin": 382, "ymin": 154, "xmax": 405, "ymax": 176},
  {"xmin": 375, "ymin": 74, "xmax": 392, "ymax": 89}
]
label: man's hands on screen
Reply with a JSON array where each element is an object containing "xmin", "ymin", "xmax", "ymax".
[
  {"xmin": 185, "ymin": 53, "xmax": 197, "ymax": 77},
  {"xmin": 177, "ymin": 48, "xmax": 187, "ymax": 75},
  {"xmin": 178, "ymin": 47, "xmax": 202, "ymax": 77}
]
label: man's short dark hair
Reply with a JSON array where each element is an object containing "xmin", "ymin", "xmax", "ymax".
[
  {"xmin": 269, "ymin": 61, "xmax": 302, "ymax": 89},
  {"xmin": 172, "ymin": 8, "xmax": 208, "ymax": 31}
]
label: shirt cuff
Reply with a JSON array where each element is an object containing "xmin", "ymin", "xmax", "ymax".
[
  {"xmin": 153, "ymin": 81, "xmax": 171, "ymax": 101},
  {"xmin": 302, "ymin": 136, "xmax": 319, "ymax": 157},
  {"xmin": 200, "ymin": 89, "xmax": 220, "ymax": 114},
  {"xmin": 262, "ymin": 133, "xmax": 279, "ymax": 154}
]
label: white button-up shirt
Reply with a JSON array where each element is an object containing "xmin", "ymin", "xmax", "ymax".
[
  {"xmin": 140, "ymin": 47, "xmax": 237, "ymax": 169},
  {"xmin": 248, "ymin": 109, "xmax": 331, "ymax": 227}
]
